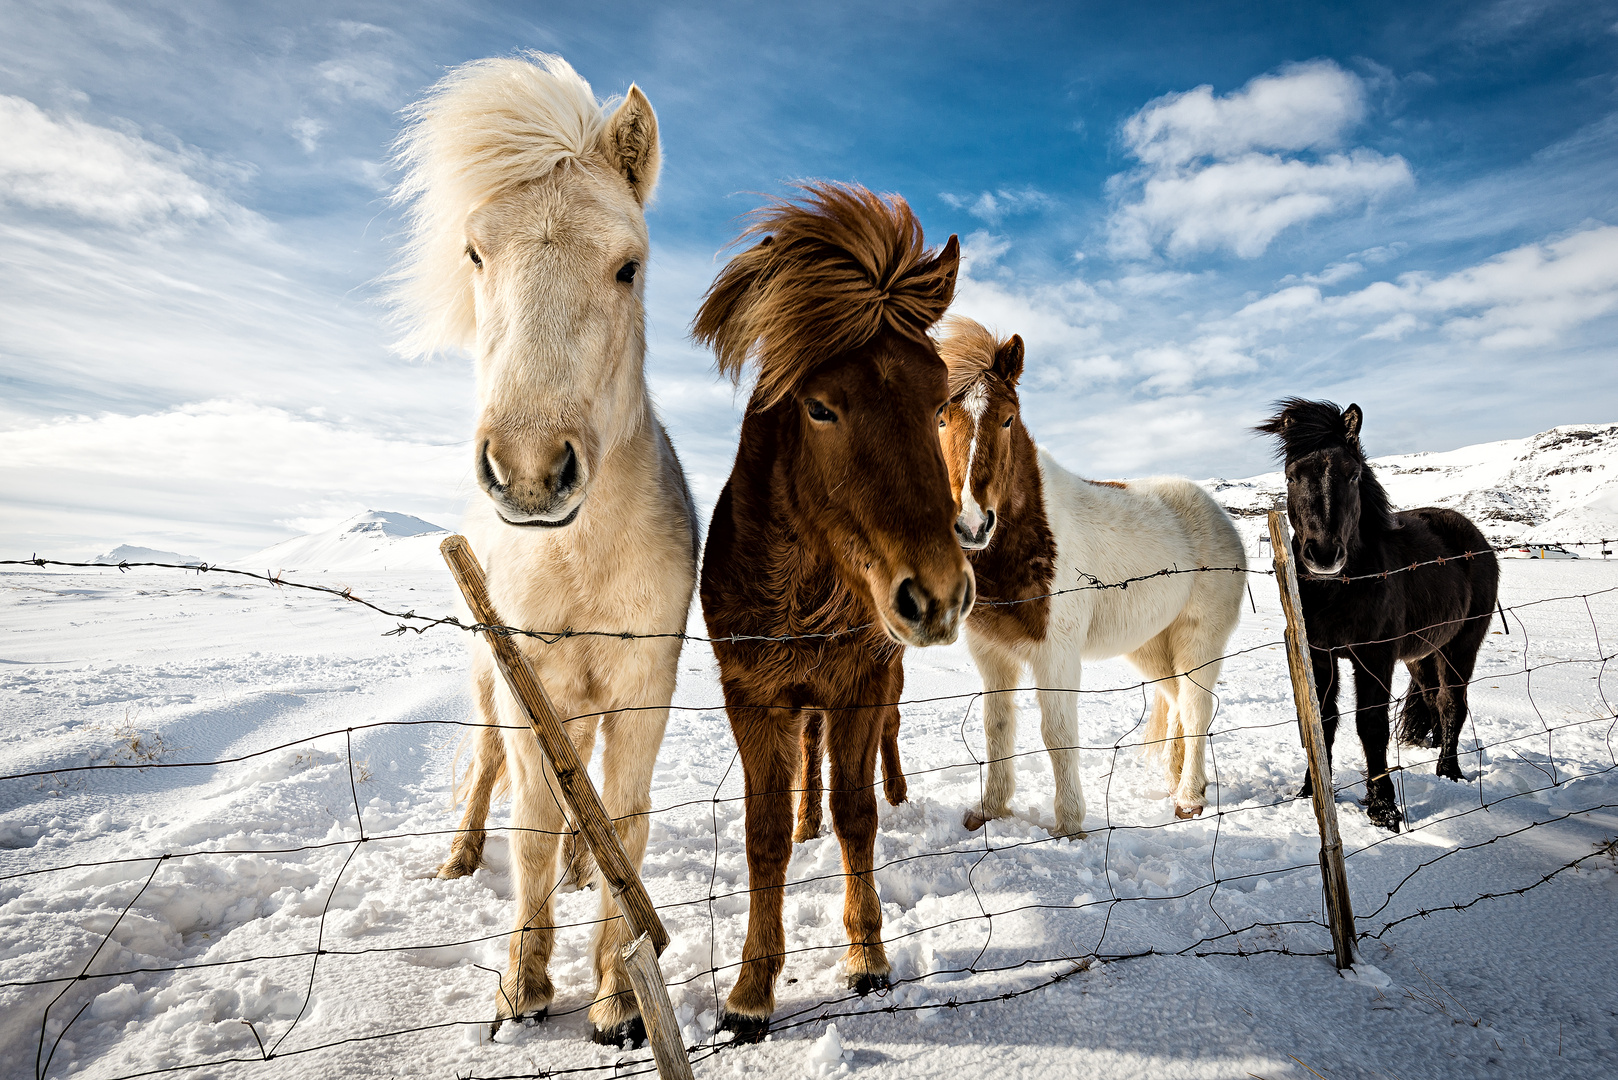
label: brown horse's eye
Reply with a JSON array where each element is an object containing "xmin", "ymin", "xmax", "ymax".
[
  {"xmin": 616, "ymin": 260, "xmax": 638, "ymax": 284},
  {"xmin": 806, "ymin": 399, "xmax": 837, "ymax": 423},
  {"xmin": 466, "ymin": 245, "xmax": 483, "ymax": 268},
  {"xmin": 1002, "ymin": 416, "xmax": 1013, "ymax": 428}
]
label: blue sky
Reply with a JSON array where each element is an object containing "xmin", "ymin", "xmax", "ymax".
[{"xmin": 2, "ymin": 0, "xmax": 1616, "ymax": 556}]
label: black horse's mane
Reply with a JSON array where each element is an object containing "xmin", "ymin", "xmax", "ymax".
[{"xmin": 1256, "ymin": 397, "xmax": 1399, "ymax": 535}]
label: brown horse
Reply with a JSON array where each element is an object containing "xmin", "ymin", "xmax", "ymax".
[{"xmin": 694, "ymin": 183, "xmax": 973, "ymax": 1040}]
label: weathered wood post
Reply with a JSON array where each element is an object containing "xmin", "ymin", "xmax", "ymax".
[
  {"xmin": 441, "ymin": 536, "xmax": 692, "ymax": 1078},
  {"xmin": 1267, "ymin": 511, "xmax": 1358, "ymax": 971}
]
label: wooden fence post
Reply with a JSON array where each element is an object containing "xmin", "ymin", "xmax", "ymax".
[
  {"xmin": 1267, "ymin": 511, "xmax": 1358, "ymax": 971},
  {"xmin": 440, "ymin": 535, "xmax": 691, "ymax": 1075}
]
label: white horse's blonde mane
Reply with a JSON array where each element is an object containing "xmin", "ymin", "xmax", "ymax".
[{"xmin": 390, "ymin": 53, "xmax": 620, "ymax": 358}]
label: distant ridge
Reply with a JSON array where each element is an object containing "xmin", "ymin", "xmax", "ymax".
[
  {"xmin": 93, "ymin": 544, "xmax": 207, "ymax": 566},
  {"xmin": 1209, "ymin": 422, "xmax": 1618, "ymax": 546},
  {"xmin": 235, "ymin": 511, "xmax": 450, "ymax": 572}
]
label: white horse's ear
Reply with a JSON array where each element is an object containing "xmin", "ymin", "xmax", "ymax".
[
  {"xmin": 1343, "ymin": 403, "xmax": 1363, "ymax": 441},
  {"xmin": 603, "ymin": 84, "xmax": 660, "ymax": 205},
  {"xmin": 996, "ymin": 334, "xmax": 1025, "ymax": 386}
]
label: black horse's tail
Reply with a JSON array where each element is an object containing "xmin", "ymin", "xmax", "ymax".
[{"xmin": 1498, "ymin": 598, "xmax": 1509, "ymax": 635}]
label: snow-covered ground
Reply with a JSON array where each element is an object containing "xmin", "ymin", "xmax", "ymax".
[{"xmin": 2, "ymin": 542, "xmax": 1615, "ymax": 1080}]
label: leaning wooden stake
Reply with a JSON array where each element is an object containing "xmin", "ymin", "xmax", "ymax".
[
  {"xmin": 442, "ymin": 536, "xmax": 691, "ymax": 1077},
  {"xmin": 1268, "ymin": 511, "xmax": 1358, "ymax": 971},
  {"xmin": 621, "ymin": 934, "xmax": 694, "ymax": 1080}
]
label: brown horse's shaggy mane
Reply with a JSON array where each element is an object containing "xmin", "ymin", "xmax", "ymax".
[
  {"xmin": 936, "ymin": 315, "xmax": 1005, "ymax": 398},
  {"xmin": 693, "ymin": 183, "xmax": 958, "ymax": 409}
]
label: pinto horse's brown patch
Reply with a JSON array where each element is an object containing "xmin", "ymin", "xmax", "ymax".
[{"xmin": 694, "ymin": 184, "xmax": 970, "ymax": 1036}]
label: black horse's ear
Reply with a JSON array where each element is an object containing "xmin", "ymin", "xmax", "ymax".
[
  {"xmin": 995, "ymin": 334, "xmax": 1025, "ymax": 386},
  {"xmin": 1343, "ymin": 403, "xmax": 1363, "ymax": 442}
]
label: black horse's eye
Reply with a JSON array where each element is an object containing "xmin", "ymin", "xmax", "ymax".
[
  {"xmin": 466, "ymin": 246, "xmax": 483, "ymax": 268},
  {"xmin": 806, "ymin": 399, "xmax": 837, "ymax": 423},
  {"xmin": 1002, "ymin": 415, "xmax": 1014, "ymax": 428},
  {"xmin": 616, "ymin": 260, "xmax": 639, "ymax": 284}
]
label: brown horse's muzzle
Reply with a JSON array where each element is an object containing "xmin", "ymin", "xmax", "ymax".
[
  {"xmin": 877, "ymin": 558, "xmax": 974, "ymax": 647},
  {"xmin": 477, "ymin": 431, "xmax": 589, "ymax": 528}
]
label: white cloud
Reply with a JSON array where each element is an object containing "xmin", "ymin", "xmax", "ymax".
[
  {"xmin": 1227, "ymin": 225, "xmax": 1618, "ymax": 349},
  {"xmin": 940, "ymin": 187, "xmax": 1054, "ymax": 225},
  {"xmin": 0, "ymin": 95, "xmax": 245, "ymax": 228},
  {"xmin": 1108, "ymin": 61, "xmax": 1413, "ymax": 259}
]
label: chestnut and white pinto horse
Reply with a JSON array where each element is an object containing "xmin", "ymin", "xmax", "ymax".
[
  {"xmin": 936, "ymin": 317, "xmax": 1245, "ymax": 834},
  {"xmin": 392, "ymin": 55, "xmax": 697, "ymax": 1044}
]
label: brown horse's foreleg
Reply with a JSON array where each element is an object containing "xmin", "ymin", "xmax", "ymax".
[
  {"xmin": 722, "ymin": 706, "xmax": 800, "ymax": 1040},
  {"xmin": 794, "ymin": 711, "xmax": 824, "ymax": 843},
  {"xmin": 439, "ymin": 668, "xmax": 503, "ymax": 879},
  {"xmin": 879, "ymin": 705, "xmax": 907, "ymax": 806},
  {"xmin": 827, "ymin": 706, "xmax": 888, "ymax": 993}
]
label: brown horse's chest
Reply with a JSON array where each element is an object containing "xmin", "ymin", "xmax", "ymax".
[{"xmin": 964, "ymin": 494, "xmax": 1056, "ymax": 648}]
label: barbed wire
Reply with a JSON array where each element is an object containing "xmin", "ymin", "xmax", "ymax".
[{"xmin": 4, "ymin": 555, "xmax": 1615, "ymax": 1078}]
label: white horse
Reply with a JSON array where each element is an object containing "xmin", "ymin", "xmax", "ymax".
[
  {"xmin": 936, "ymin": 317, "xmax": 1245, "ymax": 835},
  {"xmin": 392, "ymin": 54, "xmax": 698, "ymax": 1044}
]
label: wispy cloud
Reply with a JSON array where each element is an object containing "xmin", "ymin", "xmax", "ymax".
[
  {"xmin": 1107, "ymin": 61, "xmax": 1413, "ymax": 259},
  {"xmin": 940, "ymin": 187, "xmax": 1054, "ymax": 225}
]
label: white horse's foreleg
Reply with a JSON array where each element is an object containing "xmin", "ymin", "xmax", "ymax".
[
  {"xmin": 585, "ymin": 701, "xmax": 668, "ymax": 1043},
  {"xmin": 560, "ymin": 714, "xmax": 602, "ymax": 890},
  {"xmin": 439, "ymin": 665, "xmax": 504, "ymax": 879},
  {"xmin": 1033, "ymin": 651, "xmax": 1087, "ymax": 839},
  {"xmin": 498, "ymin": 725, "xmax": 566, "ymax": 1022},
  {"xmin": 964, "ymin": 636, "xmax": 1024, "ymax": 831}
]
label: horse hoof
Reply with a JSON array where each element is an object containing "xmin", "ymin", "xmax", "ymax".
[
  {"xmin": 793, "ymin": 823, "xmax": 822, "ymax": 844},
  {"xmin": 718, "ymin": 1009, "xmax": 770, "ymax": 1043},
  {"xmin": 884, "ymin": 777, "xmax": 908, "ymax": 806},
  {"xmin": 1294, "ymin": 781, "xmax": 1314, "ymax": 800},
  {"xmin": 963, "ymin": 809, "xmax": 989, "ymax": 832},
  {"xmin": 848, "ymin": 971, "xmax": 890, "ymax": 996},
  {"xmin": 591, "ymin": 1015, "xmax": 646, "ymax": 1049},
  {"xmin": 489, "ymin": 1007, "xmax": 547, "ymax": 1038},
  {"xmin": 436, "ymin": 856, "xmax": 480, "ymax": 880},
  {"xmin": 1364, "ymin": 802, "xmax": 1403, "ymax": 832},
  {"xmin": 1173, "ymin": 803, "xmax": 1204, "ymax": 819}
]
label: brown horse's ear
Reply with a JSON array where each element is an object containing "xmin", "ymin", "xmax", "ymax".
[
  {"xmin": 932, "ymin": 234, "xmax": 961, "ymax": 308},
  {"xmin": 1343, "ymin": 403, "xmax": 1363, "ymax": 442},
  {"xmin": 603, "ymin": 85, "xmax": 660, "ymax": 205},
  {"xmin": 995, "ymin": 334, "xmax": 1025, "ymax": 386}
]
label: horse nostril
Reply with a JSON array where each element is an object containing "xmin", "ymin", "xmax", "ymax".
[
  {"xmin": 477, "ymin": 441, "xmax": 506, "ymax": 494},
  {"xmin": 983, "ymin": 509, "xmax": 996, "ymax": 534},
  {"xmin": 555, "ymin": 442, "xmax": 578, "ymax": 493},
  {"xmin": 894, "ymin": 578, "xmax": 922, "ymax": 625}
]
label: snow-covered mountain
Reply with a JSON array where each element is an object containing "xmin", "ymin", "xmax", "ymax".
[
  {"xmin": 234, "ymin": 510, "xmax": 450, "ymax": 572},
  {"xmin": 92, "ymin": 544, "xmax": 207, "ymax": 566},
  {"xmin": 1208, "ymin": 422, "xmax": 1618, "ymax": 547}
]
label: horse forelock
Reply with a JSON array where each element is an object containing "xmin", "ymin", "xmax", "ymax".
[
  {"xmin": 1258, "ymin": 397, "xmax": 1397, "ymax": 534},
  {"xmin": 694, "ymin": 183, "xmax": 956, "ymax": 409},
  {"xmin": 389, "ymin": 53, "xmax": 620, "ymax": 357}
]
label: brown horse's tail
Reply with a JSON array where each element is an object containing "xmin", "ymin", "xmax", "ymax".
[{"xmin": 1141, "ymin": 689, "xmax": 1172, "ymax": 762}]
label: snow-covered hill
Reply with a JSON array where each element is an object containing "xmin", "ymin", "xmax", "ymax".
[
  {"xmin": 1208, "ymin": 422, "xmax": 1618, "ymax": 547},
  {"xmin": 234, "ymin": 510, "xmax": 449, "ymax": 573},
  {"xmin": 92, "ymin": 544, "xmax": 206, "ymax": 566}
]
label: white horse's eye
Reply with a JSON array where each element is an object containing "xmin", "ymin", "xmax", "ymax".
[
  {"xmin": 616, "ymin": 260, "xmax": 638, "ymax": 284},
  {"xmin": 466, "ymin": 246, "xmax": 483, "ymax": 268}
]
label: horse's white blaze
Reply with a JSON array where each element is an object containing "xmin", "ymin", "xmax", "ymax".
[{"xmin": 958, "ymin": 379, "xmax": 990, "ymax": 534}]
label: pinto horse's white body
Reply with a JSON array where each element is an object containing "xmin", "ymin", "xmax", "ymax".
[
  {"xmin": 392, "ymin": 54, "xmax": 697, "ymax": 1040},
  {"xmin": 968, "ymin": 456, "xmax": 1246, "ymax": 834}
]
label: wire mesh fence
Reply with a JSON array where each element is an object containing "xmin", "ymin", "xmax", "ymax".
[{"xmin": 2, "ymin": 539, "xmax": 1615, "ymax": 1079}]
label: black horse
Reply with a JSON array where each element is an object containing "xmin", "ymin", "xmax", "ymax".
[{"xmin": 1257, "ymin": 399, "xmax": 1499, "ymax": 830}]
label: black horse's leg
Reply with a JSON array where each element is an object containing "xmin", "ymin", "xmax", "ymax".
[
  {"xmin": 1351, "ymin": 648, "xmax": 1402, "ymax": 831},
  {"xmin": 1397, "ymin": 654, "xmax": 1441, "ymax": 749},
  {"xmin": 1435, "ymin": 616, "xmax": 1488, "ymax": 782},
  {"xmin": 1297, "ymin": 649, "xmax": 1339, "ymax": 799}
]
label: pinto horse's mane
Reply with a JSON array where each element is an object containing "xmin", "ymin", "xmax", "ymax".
[
  {"xmin": 390, "ymin": 53, "xmax": 621, "ymax": 358},
  {"xmin": 693, "ymin": 183, "xmax": 958, "ymax": 409},
  {"xmin": 1256, "ymin": 397, "xmax": 1398, "ymax": 535}
]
